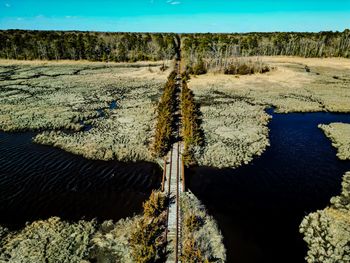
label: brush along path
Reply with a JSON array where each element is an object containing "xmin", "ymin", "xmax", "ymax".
[{"xmin": 163, "ymin": 61, "xmax": 184, "ymax": 263}]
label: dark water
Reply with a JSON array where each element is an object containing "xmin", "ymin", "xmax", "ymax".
[
  {"xmin": 81, "ymin": 100, "xmax": 117, "ymax": 131},
  {"xmin": 0, "ymin": 132, "xmax": 161, "ymax": 228},
  {"xmin": 109, "ymin": 100, "xmax": 117, "ymax": 110},
  {"xmin": 188, "ymin": 110, "xmax": 350, "ymax": 263}
]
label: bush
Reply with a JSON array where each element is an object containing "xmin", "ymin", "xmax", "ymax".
[
  {"xmin": 300, "ymin": 172, "xmax": 350, "ymax": 263},
  {"xmin": 130, "ymin": 191, "xmax": 167, "ymax": 263},
  {"xmin": 182, "ymin": 236, "xmax": 206, "ymax": 263},
  {"xmin": 181, "ymin": 78, "xmax": 204, "ymax": 166},
  {"xmin": 153, "ymin": 71, "xmax": 177, "ymax": 157},
  {"xmin": 0, "ymin": 217, "xmax": 96, "ymax": 263},
  {"xmin": 143, "ymin": 190, "xmax": 167, "ymax": 218},
  {"xmin": 192, "ymin": 60, "xmax": 207, "ymax": 75},
  {"xmin": 180, "ymin": 192, "xmax": 226, "ymax": 263},
  {"xmin": 224, "ymin": 59, "xmax": 270, "ymax": 75}
]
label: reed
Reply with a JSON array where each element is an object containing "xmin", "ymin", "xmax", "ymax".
[
  {"xmin": 187, "ymin": 56, "xmax": 350, "ymax": 168},
  {"xmin": 180, "ymin": 192, "xmax": 226, "ymax": 262},
  {"xmin": 319, "ymin": 123, "xmax": 350, "ymax": 160},
  {"xmin": 300, "ymin": 171, "xmax": 350, "ymax": 263},
  {"xmin": 0, "ymin": 61, "xmax": 171, "ymax": 162},
  {"xmin": 0, "ymin": 191, "xmax": 168, "ymax": 263}
]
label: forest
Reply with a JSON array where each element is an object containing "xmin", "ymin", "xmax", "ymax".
[
  {"xmin": 0, "ymin": 30, "xmax": 177, "ymax": 62},
  {"xmin": 1, "ymin": 30, "xmax": 350, "ymax": 64},
  {"xmin": 181, "ymin": 30, "xmax": 350, "ymax": 72}
]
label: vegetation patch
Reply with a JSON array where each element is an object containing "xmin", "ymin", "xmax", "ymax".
[
  {"xmin": 0, "ymin": 217, "xmax": 96, "ymax": 263},
  {"xmin": 152, "ymin": 71, "xmax": 177, "ymax": 157},
  {"xmin": 0, "ymin": 191, "xmax": 168, "ymax": 263},
  {"xmin": 180, "ymin": 192, "xmax": 226, "ymax": 262},
  {"xmin": 181, "ymin": 76, "xmax": 204, "ymax": 166},
  {"xmin": 0, "ymin": 30, "xmax": 176, "ymax": 62},
  {"xmin": 0, "ymin": 61, "xmax": 170, "ymax": 162},
  {"xmin": 181, "ymin": 31, "xmax": 350, "ymax": 76},
  {"xmin": 129, "ymin": 191, "xmax": 167, "ymax": 262},
  {"xmin": 319, "ymin": 123, "xmax": 350, "ymax": 160},
  {"xmin": 223, "ymin": 58, "xmax": 271, "ymax": 75},
  {"xmin": 188, "ymin": 57, "xmax": 350, "ymax": 168},
  {"xmin": 300, "ymin": 171, "xmax": 350, "ymax": 263},
  {"xmin": 189, "ymin": 83, "xmax": 270, "ymax": 168}
]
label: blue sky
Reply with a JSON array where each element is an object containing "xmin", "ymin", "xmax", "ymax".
[{"xmin": 0, "ymin": 0, "xmax": 349, "ymax": 32}]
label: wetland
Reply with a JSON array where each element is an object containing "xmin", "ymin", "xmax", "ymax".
[{"xmin": 1, "ymin": 56, "xmax": 350, "ymax": 262}]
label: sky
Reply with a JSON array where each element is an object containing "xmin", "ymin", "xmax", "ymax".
[{"xmin": 0, "ymin": 0, "xmax": 349, "ymax": 33}]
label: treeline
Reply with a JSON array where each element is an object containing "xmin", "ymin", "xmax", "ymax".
[
  {"xmin": 2, "ymin": 29, "xmax": 350, "ymax": 65},
  {"xmin": 0, "ymin": 30, "xmax": 176, "ymax": 62},
  {"xmin": 152, "ymin": 71, "xmax": 178, "ymax": 157},
  {"xmin": 181, "ymin": 30, "xmax": 350, "ymax": 72},
  {"xmin": 181, "ymin": 75, "xmax": 204, "ymax": 166}
]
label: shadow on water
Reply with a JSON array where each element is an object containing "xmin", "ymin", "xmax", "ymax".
[
  {"xmin": 188, "ymin": 110, "xmax": 350, "ymax": 263},
  {"xmin": 0, "ymin": 131, "xmax": 161, "ymax": 229}
]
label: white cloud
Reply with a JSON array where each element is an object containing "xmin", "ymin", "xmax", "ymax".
[{"xmin": 167, "ymin": 0, "xmax": 181, "ymax": 5}]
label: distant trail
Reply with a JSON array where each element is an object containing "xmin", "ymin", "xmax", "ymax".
[{"xmin": 164, "ymin": 56, "xmax": 184, "ymax": 262}]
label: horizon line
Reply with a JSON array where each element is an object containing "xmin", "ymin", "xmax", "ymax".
[{"xmin": 1, "ymin": 28, "xmax": 349, "ymax": 34}]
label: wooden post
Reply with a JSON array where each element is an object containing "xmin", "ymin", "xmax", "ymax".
[
  {"xmin": 182, "ymin": 155, "xmax": 186, "ymax": 192},
  {"xmin": 161, "ymin": 157, "xmax": 166, "ymax": 192}
]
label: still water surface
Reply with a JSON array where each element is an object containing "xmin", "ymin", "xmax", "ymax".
[
  {"xmin": 0, "ymin": 131, "xmax": 161, "ymax": 228},
  {"xmin": 189, "ymin": 110, "xmax": 350, "ymax": 263},
  {"xmin": 1, "ymin": 110, "xmax": 350, "ymax": 263}
]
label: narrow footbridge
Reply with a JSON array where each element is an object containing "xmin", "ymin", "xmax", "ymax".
[{"xmin": 162, "ymin": 64, "xmax": 185, "ymax": 263}]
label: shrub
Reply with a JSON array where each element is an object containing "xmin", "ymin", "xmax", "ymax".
[
  {"xmin": 0, "ymin": 217, "xmax": 96, "ymax": 263},
  {"xmin": 192, "ymin": 60, "xmax": 207, "ymax": 75},
  {"xmin": 300, "ymin": 172, "xmax": 350, "ymax": 263},
  {"xmin": 153, "ymin": 71, "xmax": 177, "ymax": 157},
  {"xmin": 130, "ymin": 191, "xmax": 167, "ymax": 263},
  {"xmin": 143, "ymin": 190, "xmax": 167, "ymax": 218},
  {"xmin": 182, "ymin": 236, "xmax": 207, "ymax": 263},
  {"xmin": 181, "ymin": 78, "xmax": 204, "ymax": 166},
  {"xmin": 180, "ymin": 192, "xmax": 226, "ymax": 263},
  {"xmin": 224, "ymin": 59, "xmax": 270, "ymax": 75}
]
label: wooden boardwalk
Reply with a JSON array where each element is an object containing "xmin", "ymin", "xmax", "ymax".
[{"xmin": 164, "ymin": 66, "xmax": 184, "ymax": 263}]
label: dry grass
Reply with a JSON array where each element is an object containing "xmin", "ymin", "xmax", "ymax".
[
  {"xmin": 0, "ymin": 217, "xmax": 96, "ymax": 263},
  {"xmin": 0, "ymin": 191, "xmax": 168, "ymax": 263},
  {"xmin": 319, "ymin": 123, "xmax": 350, "ymax": 160},
  {"xmin": 180, "ymin": 191, "xmax": 226, "ymax": 262},
  {"xmin": 300, "ymin": 172, "xmax": 350, "ymax": 263},
  {"xmin": 0, "ymin": 59, "xmax": 170, "ymax": 67},
  {"xmin": 90, "ymin": 217, "xmax": 140, "ymax": 263},
  {"xmin": 0, "ymin": 60, "xmax": 172, "ymax": 162},
  {"xmin": 188, "ymin": 56, "xmax": 350, "ymax": 168},
  {"xmin": 191, "ymin": 57, "xmax": 350, "ymax": 113}
]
